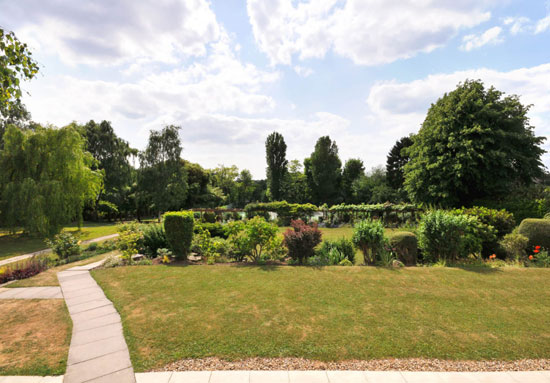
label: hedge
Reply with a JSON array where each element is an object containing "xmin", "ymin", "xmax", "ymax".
[
  {"xmin": 163, "ymin": 211, "xmax": 194, "ymax": 259},
  {"xmin": 517, "ymin": 218, "xmax": 550, "ymax": 250},
  {"xmin": 245, "ymin": 201, "xmax": 318, "ymax": 222},
  {"xmin": 195, "ymin": 222, "xmax": 228, "ymax": 239},
  {"xmin": 388, "ymin": 232, "xmax": 418, "ymax": 266}
]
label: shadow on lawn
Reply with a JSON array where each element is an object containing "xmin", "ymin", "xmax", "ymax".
[{"xmin": 450, "ymin": 264, "xmax": 503, "ymax": 274}]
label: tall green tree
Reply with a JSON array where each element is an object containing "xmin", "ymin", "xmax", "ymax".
[
  {"xmin": 307, "ymin": 136, "xmax": 342, "ymax": 205},
  {"xmin": 404, "ymin": 80, "xmax": 546, "ymax": 207},
  {"xmin": 342, "ymin": 158, "xmax": 365, "ymax": 202},
  {"xmin": 0, "ymin": 125, "xmax": 102, "ymax": 236},
  {"xmin": 0, "ymin": 29, "xmax": 39, "ymax": 147},
  {"xmin": 138, "ymin": 125, "xmax": 187, "ymax": 219},
  {"xmin": 232, "ymin": 169, "xmax": 257, "ymax": 207},
  {"xmin": 281, "ymin": 160, "xmax": 310, "ymax": 203},
  {"xmin": 386, "ymin": 135, "xmax": 413, "ymax": 190},
  {"xmin": 265, "ymin": 132, "xmax": 288, "ymax": 201}
]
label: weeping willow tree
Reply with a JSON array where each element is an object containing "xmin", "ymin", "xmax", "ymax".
[{"xmin": 0, "ymin": 124, "xmax": 103, "ymax": 237}]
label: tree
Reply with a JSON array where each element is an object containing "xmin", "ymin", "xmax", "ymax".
[
  {"xmin": 386, "ymin": 135, "xmax": 413, "ymax": 190},
  {"xmin": 232, "ymin": 169, "xmax": 257, "ymax": 207},
  {"xmin": 0, "ymin": 125, "xmax": 102, "ymax": 236},
  {"xmin": 210, "ymin": 164, "xmax": 239, "ymax": 204},
  {"xmin": 138, "ymin": 125, "xmax": 187, "ymax": 219},
  {"xmin": 265, "ymin": 132, "xmax": 288, "ymax": 201},
  {"xmin": 307, "ymin": 136, "xmax": 342, "ymax": 205},
  {"xmin": 281, "ymin": 160, "xmax": 310, "ymax": 203},
  {"xmin": 404, "ymin": 80, "xmax": 546, "ymax": 207},
  {"xmin": 351, "ymin": 166, "xmax": 396, "ymax": 204},
  {"xmin": 81, "ymin": 120, "xmax": 137, "ymax": 219},
  {"xmin": 182, "ymin": 160, "xmax": 211, "ymax": 207},
  {"xmin": 342, "ymin": 158, "xmax": 365, "ymax": 202},
  {"xmin": 0, "ymin": 29, "xmax": 39, "ymax": 147}
]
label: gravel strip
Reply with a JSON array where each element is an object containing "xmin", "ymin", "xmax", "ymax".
[{"xmin": 160, "ymin": 357, "xmax": 550, "ymax": 372}]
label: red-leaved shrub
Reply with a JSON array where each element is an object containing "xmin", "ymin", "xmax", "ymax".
[
  {"xmin": 283, "ymin": 219, "xmax": 322, "ymax": 264},
  {"xmin": 0, "ymin": 257, "xmax": 49, "ymax": 284}
]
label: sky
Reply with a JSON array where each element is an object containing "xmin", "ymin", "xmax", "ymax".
[{"xmin": 1, "ymin": 0, "xmax": 550, "ymax": 178}]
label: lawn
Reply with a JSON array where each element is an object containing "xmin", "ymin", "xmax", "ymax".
[
  {"xmin": 0, "ymin": 299, "xmax": 71, "ymax": 376},
  {"xmin": 93, "ymin": 265, "xmax": 550, "ymax": 372},
  {"xmin": 0, "ymin": 221, "xmax": 119, "ymax": 261}
]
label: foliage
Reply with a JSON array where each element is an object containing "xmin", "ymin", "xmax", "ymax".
[
  {"xmin": 404, "ymin": 80, "xmax": 546, "ymax": 207},
  {"xmin": 281, "ymin": 160, "xmax": 310, "ymax": 203},
  {"xmin": 0, "ymin": 256, "xmax": 49, "ymax": 284},
  {"xmin": 517, "ymin": 218, "xmax": 550, "ymax": 250},
  {"xmin": 386, "ymin": 135, "xmax": 414, "ymax": 190},
  {"xmin": 195, "ymin": 222, "xmax": 228, "ymax": 238},
  {"xmin": 117, "ymin": 223, "xmax": 143, "ymax": 262},
  {"xmin": 529, "ymin": 249, "xmax": 550, "ymax": 268},
  {"xmin": 141, "ymin": 224, "xmax": 167, "ymax": 257},
  {"xmin": 451, "ymin": 206, "xmax": 515, "ymax": 238},
  {"xmin": 163, "ymin": 211, "xmax": 194, "ymax": 259},
  {"xmin": 0, "ymin": 125, "xmax": 103, "ymax": 236},
  {"xmin": 245, "ymin": 201, "xmax": 318, "ymax": 224},
  {"xmin": 351, "ymin": 219, "xmax": 386, "ymax": 265},
  {"xmin": 500, "ymin": 233, "xmax": 529, "ymax": 262},
  {"xmin": 342, "ymin": 158, "xmax": 365, "ymax": 203},
  {"xmin": 283, "ymin": 219, "xmax": 322, "ymax": 264},
  {"xmin": 103, "ymin": 254, "xmax": 124, "ymax": 268},
  {"xmin": 388, "ymin": 232, "xmax": 417, "ymax": 266},
  {"xmin": 46, "ymin": 233, "xmax": 81, "ymax": 260},
  {"xmin": 317, "ymin": 238, "xmax": 355, "ymax": 265},
  {"xmin": 306, "ymin": 136, "xmax": 342, "ymax": 205},
  {"xmin": 225, "ymin": 217, "xmax": 279, "ymax": 262},
  {"xmin": 351, "ymin": 167, "xmax": 398, "ymax": 204},
  {"xmin": 138, "ymin": 125, "xmax": 187, "ymax": 218},
  {"xmin": 417, "ymin": 210, "xmax": 490, "ymax": 262},
  {"xmin": 191, "ymin": 224, "xmax": 216, "ymax": 262},
  {"xmin": 265, "ymin": 131, "xmax": 288, "ymax": 201},
  {"xmin": 156, "ymin": 248, "xmax": 173, "ymax": 263}
]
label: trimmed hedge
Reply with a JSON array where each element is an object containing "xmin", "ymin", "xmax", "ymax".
[
  {"xmin": 163, "ymin": 211, "xmax": 194, "ymax": 259},
  {"xmin": 388, "ymin": 232, "xmax": 417, "ymax": 266},
  {"xmin": 245, "ymin": 201, "xmax": 317, "ymax": 223},
  {"xmin": 517, "ymin": 219, "xmax": 550, "ymax": 250}
]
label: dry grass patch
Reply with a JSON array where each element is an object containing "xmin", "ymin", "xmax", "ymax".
[{"xmin": 0, "ymin": 299, "xmax": 71, "ymax": 375}]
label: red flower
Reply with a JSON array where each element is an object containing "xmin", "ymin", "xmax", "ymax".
[
  {"xmin": 529, "ymin": 255, "xmax": 534, "ymax": 260},
  {"xmin": 534, "ymin": 249, "xmax": 540, "ymax": 254},
  {"xmin": 535, "ymin": 246, "xmax": 541, "ymax": 250}
]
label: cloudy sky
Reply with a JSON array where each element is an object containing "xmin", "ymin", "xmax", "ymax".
[{"xmin": 1, "ymin": 0, "xmax": 550, "ymax": 178}]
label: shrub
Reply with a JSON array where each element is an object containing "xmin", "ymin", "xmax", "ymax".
[
  {"xmin": 203, "ymin": 211, "xmax": 217, "ymax": 223},
  {"xmin": 530, "ymin": 250, "xmax": 550, "ymax": 267},
  {"xmin": 283, "ymin": 219, "xmax": 322, "ymax": 264},
  {"xmin": 141, "ymin": 224, "xmax": 167, "ymax": 257},
  {"xmin": 191, "ymin": 224, "xmax": 216, "ymax": 260},
  {"xmin": 0, "ymin": 256, "xmax": 50, "ymax": 284},
  {"xmin": 85, "ymin": 242, "xmax": 98, "ymax": 252},
  {"xmin": 226, "ymin": 217, "xmax": 279, "ymax": 262},
  {"xmin": 500, "ymin": 233, "xmax": 529, "ymax": 261},
  {"xmin": 451, "ymin": 206, "xmax": 515, "ymax": 238},
  {"xmin": 517, "ymin": 219, "xmax": 550, "ymax": 250},
  {"xmin": 317, "ymin": 238, "xmax": 355, "ymax": 265},
  {"xmin": 156, "ymin": 248, "xmax": 173, "ymax": 263},
  {"xmin": 351, "ymin": 220, "xmax": 386, "ymax": 265},
  {"xmin": 418, "ymin": 211, "xmax": 488, "ymax": 262},
  {"xmin": 46, "ymin": 232, "xmax": 81, "ymax": 260},
  {"xmin": 117, "ymin": 224, "xmax": 143, "ymax": 263},
  {"xmin": 195, "ymin": 222, "xmax": 228, "ymax": 238},
  {"xmin": 103, "ymin": 254, "xmax": 124, "ymax": 268},
  {"xmin": 163, "ymin": 211, "xmax": 194, "ymax": 259},
  {"xmin": 388, "ymin": 232, "xmax": 417, "ymax": 266}
]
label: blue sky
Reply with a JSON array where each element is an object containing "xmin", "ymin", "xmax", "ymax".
[{"xmin": 1, "ymin": 0, "xmax": 549, "ymax": 178}]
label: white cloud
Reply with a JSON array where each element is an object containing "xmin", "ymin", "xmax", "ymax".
[
  {"xmin": 294, "ymin": 65, "xmax": 314, "ymax": 77},
  {"xmin": 535, "ymin": 15, "xmax": 550, "ymax": 34},
  {"xmin": 247, "ymin": 0, "xmax": 493, "ymax": 66},
  {"xmin": 0, "ymin": 0, "xmax": 221, "ymax": 66},
  {"xmin": 503, "ymin": 16, "xmax": 530, "ymax": 35},
  {"xmin": 460, "ymin": 26, "xmax": 503, "ymax": 51}
]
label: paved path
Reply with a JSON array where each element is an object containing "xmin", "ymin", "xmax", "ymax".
[
  {"xmin": 57, "ymin": 260, "xmax": 135, "ymax": 383},
  {"xmin": 0, "ymin": 286, "xmax": 62, "ymax": 299},
  {"xmin": 0, "ymin": 234, "xmax": 119, "ymax": 268}
]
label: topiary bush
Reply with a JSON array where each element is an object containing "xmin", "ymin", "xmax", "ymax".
[
  {"xmin": 388, "ymin": 232, "xmax": 417, "ymax": 266},
  {"xmin": 163, "ymin": 211, "xmax": 194, "ymax": 259},
  {"xmin": 351, "ymin": 219, "xmax": 386, "ymax": 265},
  {"xmin": 499, "ymin": 232, "xmax": 529, "ymax": 262},
  {"xmin": 517, "ymin": 218, "xmax": 550, "ymax": 250},
  {"xmin": 283, "ymin": 219, "xmax": 322, "ymax": 264}
]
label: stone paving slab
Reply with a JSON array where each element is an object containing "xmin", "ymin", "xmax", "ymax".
[
  {"xmin": 0, "ymin": 377, "xmax": 63, "ymax": 383},
  {"xmin": 0, "ymin": 286, "xmax": 62, "ymax": 299}
]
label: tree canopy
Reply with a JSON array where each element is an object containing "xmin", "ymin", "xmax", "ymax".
[
  {"xmin": 307, "ymin": 136, "xmax": 342, "ymax": 205},
  {"xmin": 404, "ymin": 80, "xmax": 546, "ymax": 207},
  {"xmin": 265, "ymin": 131, "xmax": 288, "ymax": 201},
  {"xmin": 386, "ymin": 135, "xmax": 413, "ymax": 190}
]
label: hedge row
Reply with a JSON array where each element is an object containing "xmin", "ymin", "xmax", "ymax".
[{"xmin": 245, "ymin": 201, "xmax": 318, "ymax": 218}]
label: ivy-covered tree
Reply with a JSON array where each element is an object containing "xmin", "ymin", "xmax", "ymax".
[
  {"xmin": 307, "ymin": 136, "xmax": 342, "ymax": 205},
  {"xmin": 0, "ymin": 125, "xmax": 102, "ymax": 236},
  {"xmin": 265, "ymin": 132, "xmax": 288, "ymax": 201},
  {"xmin": 138, "ymin": 125, "xmax": 187, "ymax": 219},
  {"xmin": 386, "ymin": 135, "xmax": 413, "ymax": 190},
  {"xmin": 342, "ymin": 158, "xmax": 365, "ymax": 203},
  {"xmin": 404, "ymin": 80, "xmax": 546, "ymax": 207}
]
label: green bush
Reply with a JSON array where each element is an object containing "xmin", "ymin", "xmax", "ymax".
[
  {"xmin": 517, "ymin": 218, "xmax": 550, "ymax": 250},
  {"xmin": 226, "ymin": 217, "xmax": 279, "ymax": 262},
  {"xmin": 141, "ymin": 224, "xmax": 167, "ymax": 257},
  {"xmin": 388, "ymin": 232, "xmax": 417, "ymax": 266},
  {"xmin": 203, "ymin": 211, "xmax": 217, "ymax": 223},
  {"xmin": 163, "ymin": 211, "xmax": 194, "ymax": 259},
  {"xmin": 418, "ymin": 211, "xmax": 488, "ymax": 262},
  {"xmin": 452, "ymin": 206, "xmax": 515, "ymax": 238},
  {"xmin": 46, "ymin": 232, "xmax": 81, "ymax": 260},
  {"xmin": 499, "ymin": 233, "xmax": 529, "ymax": 261},
  {"xmin": 117, "ymin": 223, "xmax": 143, "ymax": 263},
  {"xmin": 352, "ymin": 220, "xmax": 386, "ymax": 265},
  {"xmin": 195, "ymin": 222, "xmax": 228, "ymax": 238},
  {"xmin": 317, "ymin": 238, "xmax": 355, "ymax": 265}
]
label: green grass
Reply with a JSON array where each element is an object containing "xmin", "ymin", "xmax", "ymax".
[
  {"xmin": 0, "ymin": 222, "xmax": 119, "ymax": 261},
  {"xmin": 93, "ymin": 265, "xmax": 550, "ymax": 372}
]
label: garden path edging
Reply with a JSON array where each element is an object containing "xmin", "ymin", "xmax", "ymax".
[{"xmin": 57, "ymin": 260, "xmax": 135, "ymax": 383}]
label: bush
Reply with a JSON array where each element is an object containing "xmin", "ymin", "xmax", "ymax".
[
  {"xmin": 517, "ymin": 218, "xmax": 550, "ymax": 250},
  {"xmin": 163, "ymin": 211, "xmax": 194, "ymax": 259},
  {"xmin": 117, "ymin": 224, "xmax": 143, "ymax": 263},
  {"xmin": 418, "ymin": 211, "xmax": 489, "ymax": 263},
  {"xmin": 46, "ymin": 232, "xmax": 81, "ymax": 260},
  {"xmin": 388, "ymin": 232, "xmax": 417, "ymax": 266},
  {"xmin": 0, "ymin": 256, "xmax": 50, "ymax": 284},
  {"xmin": 500, "ymin": 233, "xmax": 529, "ymax": 261},
  {"xmin": 451, "ymin": 206, "xmax": 515, "ymax": 238},
  {"xmin": 283, "ymin": 219, "xmax": 322, "ymax": 264},
  {"xmin": 203, "ymin": 211, "xmax": 217, "ymax": 223},
  {"xmin": 141, "ymin": 224, "xmax": 167, "ymax": 257},
  {"xmin": 195, "ymin": 222, "xmax": 228, "ymax": 238},
  {"xmin": 156, "ymin": 248, "xmax": 173, "ymax": 263},
  {"xmin": 317, "ymin": 238, "xmax": 355, "ymax": 265},
  {"xmin": 85, "ymin": 242, "xmax": 98, "ymax": 252},
  {"xmin": 351, "ymin": 220, "xmax": 386, "ymax": 265},
  {"xmin": 226, "ymin": 217, "xmax": 279, "ymax": 262}
]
